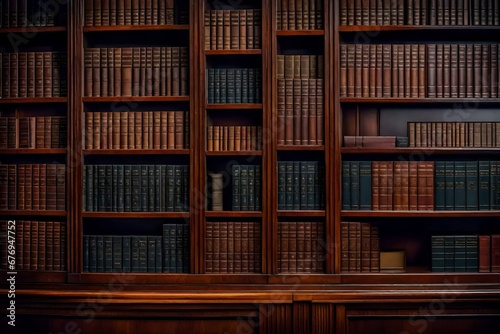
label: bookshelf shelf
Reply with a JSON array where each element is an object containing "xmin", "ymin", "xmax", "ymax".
[
  {"xmin": 277, "ymin": 145, "xmax": 325, "ymax": 151},
  {"xmin": 277, "ymin": 211, "xmax": 326, "ymax": 217},
  {"xmin": 82, "ymin": 96, "xmax": 190, "ymax": 103},
  {"xmin": 83, "ymin": 25, "xmax": 190, "ymax": 32},
  {"xmin": 0, "ymin": 98, "xmax": 68, "ymax": 104},
  {"xmin": 276, "ymin": 30, "xmax": 325, "ymax": 36},
  {"xmin": 341, "ymin": 148, "xmax": 500, "ymax": 155},
  {"xmin": 82, "ymin": 212, "xmax": 190, "ymax": 219},
  {"xmin": 0, "ymin": 270, "xmax": 66, "ymax": 283},
  {"xmin": 205, "ymin": 151, "xmax": 262, "ymax": 156},
  {"xmin": 206, "ymin": 103, "xmax": 263, "ymax": 110},
  {"xmin": 0, "ymin": 149, "xmax": 66, "ymax": 155},
  {"xmin": 82, "ymin": 149, "xmax": 190, "ymax": 155},
  {"xmin": 0, "ymin": 210, "xmax": 67, "ymax": 217},
  {"xmin": 340, "ymin": 98, "xmax": 500, "ymax": 104},
  {"xmin": 205, "ymin": 211, "xmax": 262, "ymax": 218},
  {"xmin": 0, "ymin": 26, "xmax": 67, "ymax": 33},
  {"xmin": 205, "ymin": 49, "xmax": 262, "ymax": 55},
  {"xmin": 341, "ymin": 211, "xmax": 500, "ymax": 218},
  {"xmin": 338, "ymin": 25, "xmax": 500, "ymax": 32}
]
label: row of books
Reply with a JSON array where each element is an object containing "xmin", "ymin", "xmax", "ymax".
[
  {"xmin": 206, "ymin": 68, "xmax": 262, "ymax": 104},
  {"xmin": 84, "ymin": 111, "xmax": 189, "ymax": 150},
  {"xmin": 204, "ymin": 10, "xmax": 262, "ymax": 50},
  {"xmin": 232, "ymin": 165, "xmax": 261, "ymax": 211},
  {"xmin": 207, "ymin": 126, "xmax": 263, "ymax": 152},
  {"xmin": 340, "ymin": 222, "xmax": 380, "ymax": 273},
  {"xmin": 0, "ymin": 221, "xmax": 66, "ymax": 271},
  {"xmin": 0, "ymin": 164, "xmax": 66, "ymax": 211},
  {"xmin": 277, "ymin": 221, "xmax": 326, "ymax": 273},
  {"xmin": 84, "ymin": 0, "xmax": 188, "ymax": 26},
  {"xmin": 277, "ymin": 161, "xmax": 325, "ymax": 210},
  {"xmin": 477, "ymin": 235, "xmax": 500, "ymax": 272},
  {"xmin": 276, "ymin": 0, "xmax": 324, "ymax": 30},
  {"xmin": 342, "ymin": 161, "xmax": 434, "ymax": 211},
  {"xmin": 408, "ymin": 122, "xmax": 500, "ymax": 148},
  {"xmin": 83, "ymin": 164, "xmax": 189, "ymax": 212},
  {"xmin": 343, "ymin": 136, "xmax": 409, "ymax": 148},
  {"xmin": 205, "ymin": 221, "xmax": 261, "ymax": 273},
  {"xmin": 83, "ymin": 224, "xmax": 190, "ymax": 273},
  {"xmin": 0, "ymin": 0, "xmax": 66, "ymax": 27},
  {"xmin": 435, "ymin": 161, "xmax": 500, "ymax": 211},
  {"xmin": 339, "ymin": 0, "xmax": 499, "ymax": 26},
  {"xmin": 0, "ymin": 116, "xmax": 67, "ymax": 149},
  {"xmin": 277, "ymin": 79, "xmax": 324, "ymax": 146},
  {"xmin": 84, "ymin": 47, "xmax": 188, "ymax": 98},
  {"xmin": 0, "ymin": 52, "xmax": 67, "ymax": 98},
  {"xmin": 431, "ymin": 235, "xmax": 479, "ymax": 272},
  {"xmin": 276, "ymin": 55, "xmax": 325, "ymax": 80}
]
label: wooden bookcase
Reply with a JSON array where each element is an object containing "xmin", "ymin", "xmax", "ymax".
[{"xmin": 2, "ymin": 1, "xmax": 500, "ymax": 333}]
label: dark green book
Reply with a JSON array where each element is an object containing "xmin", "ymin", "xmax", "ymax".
[
  {"xmin": 235, "ymin": 68, "xmax": 242, "ymax": 103},
  {"xmin": 174, "ymin": 165, "xmax": 183, "ymax": 211},
  {"xmin": 491, "ymin": 162, "xmax": 498, "ymax": 210},
  {"xmin": 396, "ymin": 137, "xmax": 409, "ymax": 147},
  {"xmin": 435, "ymin": 161, "xmax": 446, "ymax": 210},
  {"xmin": 431, "ymin": 235, "xmax": 445, "ymax": 272},
  {"xmin": 466, "ymin": 161, "xmax": 478, "ymax": 210},
  {"xmin": 183, "ymin": 224, "xmax": 190, "ymax": 273},
  {"xmin": 248, "ymin": 165, "xmax": 255, "ymax": 210},
  {"xmin": 89, "ymin": 236, "xmax": 97, "ymax": 272},
  {"xmin": 140, "ymin": 165, "xmax": 149, "ymax": 212},
  {"xmin": 454, "ymin": 162, "xmax": 466, "ymax": 210},
  {"xmin": 227, "ymin": 68, "xmax": 235, "ymax": 103},
  {"xmin": 131, "ymin": 165, "xmax": 141, "ymax": 212},
  {"xmin": 248, "ymin": 68, "xmax": 255, "ymax": 103},
  {"xmin": 117, "ymin": 165, "xmax": 124, "ymax": 212},
  {"xmin": 285, "ymin": 162, "xmax": 294, "ymax": 210},
  {"xmin": 147, "ymin": 236, "xmax": 156, "ymax": 273},
  {"xmin": 104, "ymin": 236, "xmax": 113, "ymax": 272},
  {"xmin": 445, "ymin": 161, "xmax": 455, "ymax": 210},
  {"xmin": 350, "ymin": 161, "xmax": 360, "ymax": 210},
  {"xmin": 112, "ymin": 165, "xmax": 118, "ymax": 211},
  {"xmin": 83, "ymin": 235, "xmax": 89, "ymax": 272},
  {"xmin": 454, "ymin": 235, "xmax": 466, "ymax": 272},
  {"xmin": 232, "ymin": 165, "xmax": 241, "ymax": 210},
  {"xmin": 93, "ymin": 165, "xmax": 99, "ymax": 211},
  {"xmin": 162, "ymin": 224, "xmax": 171, "ymax": 272},
  {"xmin": 98, "ymin": 165, "xmax": 106, "ymax": 211},
  {"xmin": 342, "ymin": 161, "xmax": 350, "ymax": 210},
  {"xmin": 207, "ymin": 68, "xmax": 215, "ymax": 103},
  {"xmin": 479, "ymin": 161, "xmax": 490, "ymax": 210},
  {"xmin": 176, "ymin": 225, "xmax": 184, "ymax": 273},
  {"xmin": 359, "ymin": 161, "xmax": 372, "ymax": 210},
  {"xmin": 148, "ymin": 166, "xmax": 155, "ymax": 212},
  {"xmin": 444, "ymin": 235, "xmax": 455, "ymax": 272},
  {"xmin": 241, "ymin": 68, "xmax": 248, "ymax": 103},
  {"xmin": 155, "ymin": 236, "xmax": 162, "ymax": 273},
  {"xmin": 214, "ymin": 68, "xmax": 221, "ymax": 103},
  {"xmin": 182, "ymin": 165, "xmax": 189, "ymax": 211},
  {"xmin": 465, "ymin": 235, "xmax": 478, "ymax": 272},
  {"xmin": 131, "ymin": 236, "xmax": 140, "ymax": 272},
  {"xmin": 255, "ymin": 69, "xmax": 262, "ymax": 102},
  {"xmin": 240, "ymin": 165, "xmax": 249, "ymax": 211},
  {"xmin": 122, "ymin": 236, "xmax": 131, "ymax": 272},
  {"xmin": 154, "ymin": 165, "xmax": 161, "ymax": 212},
  {"xmin": 166, "ymin": 165, "xmax": 175, "ymax": 211},
  {"xmin": 319, "ymin": 164, "xmax": 325, "ymax": 210},
  {"xmin": 138, "ymin": 236, "xmax": 148, "ymax": 273},
  {"xmin": 169, "ymin": 225, "xmax": 177, "ymax": 272},
  {"xmin": 299, "ymin": 162, "xmax": 308, "ymax": 210},
  {"xmin": 105, "ymin": 165, "xmax": 112, "ymax": 211},
  {"xmin": 124, "ymin": 165, "xmax": 132, "ymax": 212},
  {"xmin": 313, "ymin": 162, "xmax": 321, "ymax": 210},
  {"xmin": 97, "ymin": 235, "xmax": 104, "ymax": 272},
  {"xmin": 292, "ymin": 161, "xmax": 301, "ymax": 209},
  {"xmin": 278, "ymin": 162, "xmax": 286, "ymax": 210},
  {"xmin": 86, "ymin": 165, "xmax": 93, "ymax": 212},
  {"xmin": 307, "ymin": 162, "xmax": 316, "ymax": 210},
  {"xmin": 220, "ymin": 69, "xmax": 227, "ymax": 103},
  {"xmin": 255, "ymin": 165, "xmax": 261, "ymax": 211},
  {"xmin": 112, "ymin": 236, "xmax": 123, "ymax": 273},
  {"xmin": 160, "ymin": 165, "xmax": 166, "ymax": 211},
  {"xmin": 82, "ymin": 166, "xmax": 87, "ymax": 211}
]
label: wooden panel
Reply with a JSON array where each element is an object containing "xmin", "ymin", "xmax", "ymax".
[
  {"xmin": 260, "ymin": 304, "xmax": 293, "ymax": 334},
  {"xmin": 312, "ymin": 304, "xmax": 335, "ymax": 334},
  {"xmin": 293, "ymin": 302, "xmax": 312, "ymax": 334}
]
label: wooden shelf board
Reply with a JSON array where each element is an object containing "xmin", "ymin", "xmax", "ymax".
[
  {"xmin": 340, "ymin": 272, "xmax": 500, "ymax": 285},
  {"xmin": 82, "ymin": 212, "xmax": 189, "ymax": 218},
  {"xmin": 83, "ymin": 149, "xmax": 190, "ymax": 155},
  {"xmin": 205, "ymin": 211, "xmax": 262, "ymax": 218},
  {"xmin": 0, "ymin": 26, "xmax": 66, "ymax": 33},
  {"xmin": 339, "ymin": 25, "xmax": 500, "ymax": 32},
  {"xmin": 206, "ymin": 103, "xmax": 263, "ymax": 110},
  {"xmin": 0, "ymin": 97, "xmax": 67, "ymax": 104},
  {"xmin": 277, "ymin": 145, "xmax": 325, "ymax": 151},
  {"xmin": 0, "ymin": 148, "xmax": 66, "ymax": 155},
  {"xmin": 341, "ymin": 210, "xmax": 500, "ymax": 218},
  {"xmin": 0, "ymin": 210, "xmax": 66, "ymax": 217},
  {"xmin": 340, "ymin": 97, "xmax": 500, "ymax": 104},
  {"xmin": 341, "ymin": 147, "xmax": 500, "ymax": 154},
  {"xmin": 0, "ymin": 270, "xmax": 66, "ymax": 283},
  {"xmin": 82, "ymin": 96, "xmax": 189, "ymax": 103},
  {"xmin": 277, "ymin": 210, "xmax": 326, "ymax": 217},
  {"xmin": 205, "ymin": 49, "xmax": 262, "ymax": 55},
  {"xmin": 206, "ymin": 151, "xmax": 262, "ymax": 156},
  {"xmin": 276, "ymin": 30, "xmax": 325, "ymax": 36},
  {"xmin": 83, "ymin": 25, "xmax": 189, "ymax": 32}
]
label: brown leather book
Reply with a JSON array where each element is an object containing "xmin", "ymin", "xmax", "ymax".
[
  {"xmin": 416, "ymin": 162, "xmax": 427, "ymax": 210},
  {"xmin": 118, "ymin": 112, "xmax": 127, "ymax": 149},
  {"xmin": 361, "ymin": 222, "xmax": 371, "ymax": 272},
  {"xmin": 52, "ymin": 222, "xmax": 61, "ymax": 271},
  {"xmin": 34, "ymin": 52, "xmax": 43, "ymax": 98},
  {"xmin": 427, "ymin": 44, "xmax": 436, "ymax": 98},
  {"xmin": 277, "ymin": 79, "xmax": 286, "ymax": 145},
  {"xmin": 347, "ymin": 44, "xmax": 355, "ymax": 97},
  {"xmin": 43, "ymin": 116, "xmax": 51, "ymax": 149},
  {"xmin": 238, "ymin": 10, "xmax": 247, "ymax": 50},
  {"xmin": 174, "ymin": 111, "xmax": 184, "ymax": 149},
  {"xmin": 94, "ymin": 0, "xmax": 102, "ymax": 26},
  {"xmin": 85, "ymin": 0, "xmax": 94, "ymax": 26},
  {"xmin": 131, "ymin": 48, "xmax": 140, "ymax": 96},
  {"xmin": 316, "ymin": 79, "xmax": 324, "ymax": 145},
  {"xmin": 215, "ymin": 11, "xmax": 223, "ymax": 50},
  {"xmin": 393, "ymin": 161, "xmax": 402, "ymax": 210},
  {"xmin": 31, "ymin": 165, "xmax": 40, "ymax": 210},
  {"xmin": 400, "ymin": 162, "xmax": 409, "ymax": 210},
  {"xmin": 45, "ymin": 222, "xmax": 53, "ymax": 270},
  {"xmin": 308, "ymin": 79, "xmax": 317, "ymax": 145},
  {"xmin": 382, "ymin": 44, "xmax": 391, "ymax": 97},
  {"xmin": 391, "ymin": 44, "xmax": 399, "ymax": 97},
  {"xmin": 124, "ymin": 0, "xmax": 132, "ymax": 25},
  {"xmin": 142, "ymin": 111, "xmax": 149, "ymax": 149},
  {"xmin": 230, "ymin": 10, "xmax": 239, "ymax": 50},
  {"xmin": 152, "ymin": 47, "xmax": 161, "ymax": 96},
  {"xmin": 207, "ymin": 11, "xmax": 215, "ymax": 50},
  {"xmin": 370, "ymin": 225, "xmax": 379, "ymax": 272},
  {"xmin": 23, "ymin": 219, "xmax": 31, "ymax": 269},
  {"xmin": 180, "ymin": 47, "xmax": 188, "ymax": 96},
  {"xmin": 355, "ymin": 44, "xmax": 362, "ymax": 97},
  {"xmin": 339, "ymin": 44, "xmax": 347, "ymax": 97},
  {"xmin": 362, "ymin": 44, "xmax": 369, "ymax": 97},
  {"xmin": 131, "ymin": 0, "xmax": 139, "ymax": 25},
  {"xmin": 46, "ymin": 165, "xmax": 57, "ymax": 210},
  {"xmin": 479, "ymin": 235, "xmax": 491, "ymax": 272},
  {"xmin": 491, "ymin": 44, "xmax": 498, "ymax": 98},
  {"xmin": 301, "ymin": 79, "xmax": 309, "ymax": 145},
  {"xmin": 37, "ymin": 221, "xmax": 46, "ymax": 270},
  {"xmin": 426, "ymin": 162, "xmax": 435, "ymax": 210},
  {"xmin": 98, "ymin": 49, "xmax": 107, "ymax": 97},
  {"xmin": 443, "ymin": 44, "xmax": 451, "ymax": 98},
  {"xmin": 145, "ymin": 47, "xmax": 153, "ymax": 96},
  {"xmin": 30, "ymin": 221, "xmax": 39, "ymax": 270},
  {"xmin": 246, "ymin": 10, "xmax": 254, "ymax": 49},
  {"xmin": 287, "ymin": 0, "xmax": 296, "ymax": 30},
  {"xmin": 15, "ymin": 222, "xmax": 23, "ymax": 270},
  {"xmin": 410, "ymin": 45, "xmax": 418, "ymax": 97},
  {"xmin": 491, "ymin": 235, "xmax": 500, "ymax": 272},
  {"xmin": 113, "ymin": 48, "xmax": 121, "ymax": 96},
  {"xmin": 17, "ymin": 52, "xmax": 27, "ymax": 98},
  {"xmin": 369, "ymin": 44, "xmax": 376, "ymax": 97},
  {"xmin": 450, "ymin": 44, "xmax": 458, "ymax": 98},
  {"xmin": 436, "ymin": 44, "xmax": 444, "ymax": 97},
  {"xmin": 132, "ymin": 111, "xmax": 141, "ymax": 149},
  {"xmin": 98, "ymin": 112, "xmax": 107, "ymax": 149},
  {"xmin": 408, "ymin": 161, "xmax": 418, "ymax": 210},
  {"xmin": 205, "ymin": 222, "xmax": 213, "ymax": 272},
  {"xmin": 473, "ymin": 44, "xmax": 482, "ymax": 98},
  {"xmin": 171, "ymin": 47, "xmax": 180, "ymax": 96},
  {"xmin": 85, "ymin": 113, "xmax": 93, "ymax": 150},
  {"xmin": 402, "ymin": 45, "xmax": 409, "ymax": 97},
  {"xmin": 300, "ymin": 55, "xmax": 309, "ymax": 78},
  {"xmin": 481, "ymin": 44, "xmax": 490, "ymax": 98},
  {"xmin": 465, "ymin": 44, "xmax": 473, "ymax": 98},
  {"xmin": 341, "ymin": 222, "xmax": 349, "ymax": 272},
  {"xmin": 125, "ymin": 112, "xmax": 134, "ymax": 149},
  {"xmin": 17, "ymin": 165, "xmax": 25, "ymax": 210},
  {"xmin": 167, "ymin": 111, "xmax": 175, "ymax": 150},
  {"xmin": 223, "ymin": 10, "xmax": 230, "ymax": 50},
  {"xmin": 458, "ymin": 44, "xmax": 466, "ymax": 98},
  {"xmin": 285, "ymin": 79, "xmax": 293, "ymax": 145},
  {"xmin": 109, "ymin": 0, "xmax": 117, "ymax": 25}
]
